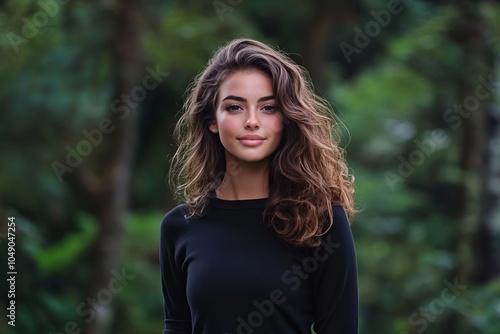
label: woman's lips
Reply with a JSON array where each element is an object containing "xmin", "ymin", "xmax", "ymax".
[
  {"xmin": 237, "ymin": 135, "xmax": 265, "ymax": 147},
  {"xmin": 238, "ymin": 138, "xmax": 265, "ymax": 147}
]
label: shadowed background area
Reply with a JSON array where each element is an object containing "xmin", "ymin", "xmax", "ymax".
[{"xmin": 0, "ymin": 0, "xmax": 499, "ymax": 333}]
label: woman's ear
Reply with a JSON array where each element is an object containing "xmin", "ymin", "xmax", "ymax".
[{"xmin": 209, "ymin": 122, "xmax": 218, "ymax": 133}]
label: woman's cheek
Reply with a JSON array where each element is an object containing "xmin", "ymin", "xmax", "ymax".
[{"xmin": 272, "ymin": 115, "xmax": 284, "ymax": 133}]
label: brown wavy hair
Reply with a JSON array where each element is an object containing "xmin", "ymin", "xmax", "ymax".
[{"xmin": 169, "ymin": 38, "xmax": 355, "ymax": 247}]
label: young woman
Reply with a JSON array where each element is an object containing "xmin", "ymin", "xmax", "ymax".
[{"xmin": 161, "ymin": 38, "xmax": 358, "ymax": 334}]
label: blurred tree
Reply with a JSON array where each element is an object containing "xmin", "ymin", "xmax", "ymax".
[{"xmin": 446, "ymin": 0, "xmax": 499, "ymax": 285}]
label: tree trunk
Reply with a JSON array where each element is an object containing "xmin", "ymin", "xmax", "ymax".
[
  {"xmin": 448, "ymin": 0, "xmax": 495, "ymax": 284},
  {"xmin": 67, "ymin": 1, "xmax": 144, "ymax": 333},
  {"xmin": 477, "ymin": 88, "xmax": 500, "ymax": 282},
  {"xmin": 444, "ymin": 1, "xmax": 496, "ymax": 332},
  {"xmin": 303, "ymin": 1, "xmax": 356, "ymax": 87}
]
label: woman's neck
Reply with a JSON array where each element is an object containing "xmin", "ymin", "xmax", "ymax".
[{"xmin": 215, "ymin": 159, "xmax": 270, "ymax": 200}]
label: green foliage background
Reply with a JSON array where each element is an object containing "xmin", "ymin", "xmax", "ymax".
[{"xmin": 0, "ymin": 0, "xmax": 499, "ymax": 333}]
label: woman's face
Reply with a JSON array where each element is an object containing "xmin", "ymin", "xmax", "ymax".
[{"xmin": 210, "ymin": 69, "xmax": 283, "ymax": 165}]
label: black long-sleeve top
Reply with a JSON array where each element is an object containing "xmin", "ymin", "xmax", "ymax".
[{"xmin": 159, "ymin": 195, "xmax": 358, "ymax": 334}]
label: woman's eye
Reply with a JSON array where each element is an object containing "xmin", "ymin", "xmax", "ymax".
[
  {"xmin": 262, "ymin": 105, "xmax": 278, "ymax": 112},
  {"xmin": 225, "ymin": 105, "xmax": 242, "ymax": 112}
]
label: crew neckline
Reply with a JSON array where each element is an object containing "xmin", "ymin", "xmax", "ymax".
[{"xmin": 208, "ymin": 191, "xmax": 268, "ymax": 209}]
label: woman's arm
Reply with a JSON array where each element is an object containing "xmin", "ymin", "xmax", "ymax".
[
  {"xmin": 311, "ymin": 205, "xmax": 359, "ymax": 333},
  {"xmin": 159, "ymin": 207, "xmax": 192, "ymax": 334}
]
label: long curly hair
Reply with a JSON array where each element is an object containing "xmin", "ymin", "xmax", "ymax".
[{"xmin": 169, "ymin": 38, "xmax": 355, "ymax": 247}]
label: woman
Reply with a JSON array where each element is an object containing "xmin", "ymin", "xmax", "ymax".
[{"xmin": 161, "ymin": 38, "xmax": 358, "ymax": 334}]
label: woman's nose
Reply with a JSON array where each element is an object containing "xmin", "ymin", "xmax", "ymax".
[{"xmin": 244, "ymin": 112, "xmax": 260, "ymax": 130}]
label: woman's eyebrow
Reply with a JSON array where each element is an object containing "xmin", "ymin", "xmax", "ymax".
[{"xmin": 221, "ymin": 95, "xmax": 276, "ymax": 102}]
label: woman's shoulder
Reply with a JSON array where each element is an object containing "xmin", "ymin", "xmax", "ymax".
[
  {"xmin": 324, "ymin": 205, "xmax": 353, "ymax": 240},
  {"xmin": 331, "ymin": 205, "xmax": 349, "ymax": 224},
  {"xmin": 161, "ymin": 203, "xmax": 191, "ymax": 236}
]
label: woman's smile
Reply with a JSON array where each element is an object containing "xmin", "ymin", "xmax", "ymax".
[{"xmin": 238, "ymin": 134, "xmax": 266, "ymax": 147}]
